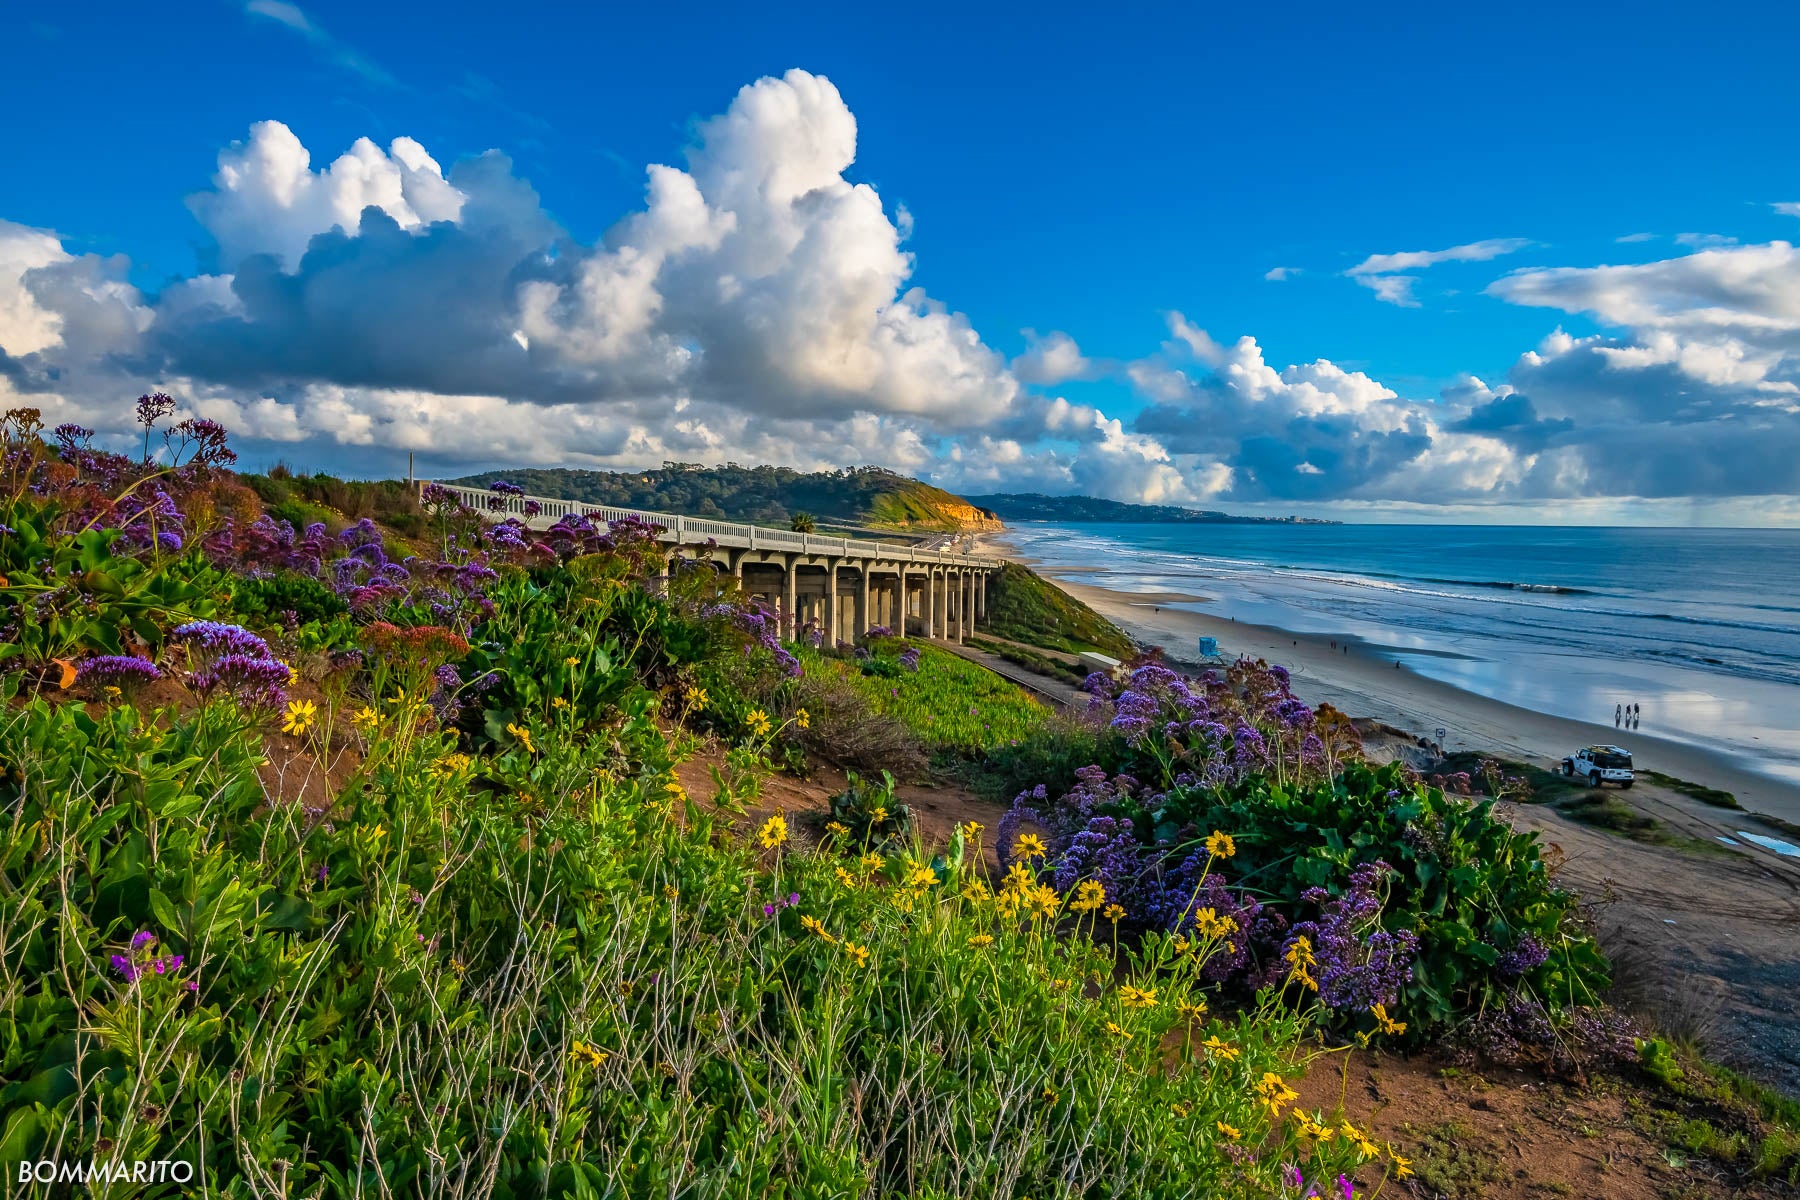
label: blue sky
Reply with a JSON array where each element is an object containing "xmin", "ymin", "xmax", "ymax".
[{"xmin": 5, "ymin": 1, "xmax": 1800, "ymax": 521}]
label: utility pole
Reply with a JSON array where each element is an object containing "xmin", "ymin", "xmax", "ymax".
[{"xmin": 408, "ymin": 452, "xmax": 414, "ymax": 484}]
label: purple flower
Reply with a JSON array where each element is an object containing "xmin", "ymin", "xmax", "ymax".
[
  {"xmin": 1497, "ymin": 934, "xmax": 1549, "ymax": 979},
  {"xmin": 111, "ymin": 954, "xmax": 137, "ymax": 981},
  {"xmin": 189, "ymin": 653, "xmax": 291, "ymax": 711},
  {"xmin": 135, "ymin": 391, "xmax": 176, "ymax": 428},
  {"xmin": 130, "ymin": 930, "xmax": 157, "ymax": 950},
  {"xmin": 78, "ymin": 655, "xmax": 163, "ymax": 695},
  {"xmin": 1283, "ymin": 862, "xmax": 1419, "ymax": 1012},
  {"xmin": 1338, "ymin": 1174, "xmax": 1354, "ymax": 1200},
  {"xmin": 170, "ymin": 621, "xmax": 272, "ymax": 663}
]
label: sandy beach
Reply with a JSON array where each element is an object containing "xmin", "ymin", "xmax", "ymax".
[{"xmin": 977, "ymin": 531, "xmax": 1800, "ymax": 826}]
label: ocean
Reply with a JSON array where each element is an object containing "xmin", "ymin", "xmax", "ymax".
[{"xmin": 998, "ymin": 522, "xmax": 1800, "ymax": 786}]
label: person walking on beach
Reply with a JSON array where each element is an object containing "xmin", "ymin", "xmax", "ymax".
[{"xmin": 1615, "ymin": 703, "xmax": 1622, "ymax": 728}]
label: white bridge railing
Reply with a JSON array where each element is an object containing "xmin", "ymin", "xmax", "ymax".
[{"xmin": 424, "ymin": 481, "xmax": 1001, "ymax": 569}]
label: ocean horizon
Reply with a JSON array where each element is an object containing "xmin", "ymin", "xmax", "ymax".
[{"xmin": 999, "ymin": 521, "xmax": 1800, "ymax": 787}]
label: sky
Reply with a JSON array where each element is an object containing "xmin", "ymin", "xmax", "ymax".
[{"xmin": 4, "ymin": 1, "xmax": 1800, "ymax": 524}]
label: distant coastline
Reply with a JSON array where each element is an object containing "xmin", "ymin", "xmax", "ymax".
[
  {"xmin": 974, "ymin": 524, "xmax": 1800, "ymax": 825},
  {"xmin": 963, "ymin": 492, "xmax": 1339, "ymax": 525}
]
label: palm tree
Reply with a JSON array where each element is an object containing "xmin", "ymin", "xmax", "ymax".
[{"xmin": 790, "ymin": 512, "xmax": 817, "ymax": 534}]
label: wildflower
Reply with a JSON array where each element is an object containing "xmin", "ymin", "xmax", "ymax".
[
  {"xmin": 757, "ymin": 814, "xmax": 788, "ymax": 849},
  {"xmin": 569, "ymin": 1040, "xmax": 610, "ymax": 1068},
  {"xmin": 1172, "ymin": 1101, "xmax": 1191, "ymax": 1118},
  {"xmin": 1042, "ymin": 1087, "xmax": 1059, "ymax": 1105},
  {"xmin": 564, "ymin": 655, "xmax": 580, "ymax": 667},
  {"xmin": 1025, "ymin": 883, "xmax": 1061, "ymax": 920},
  {"xmin": 1389, "ymin": 1148, "xmax": 1414, "ymax": 1178},
  {"xmin": 993, "ymin": 890, "xmax": 1022, "ymax": 919},
  {"xmin": 506, "ymin": 722, "xmax": 536, "ymax": 754},
  {"xmin": 551, "ymin": 695, "xmax": 569, "ymax": 709},
  {"xmin": 905, "ymin": 864, "xmax": 938, "ymax": 891},
  {"xmin": 1285, "ymin": 934, "xmax": 1320, "ymax": 992},
  {"xmin": 1176, "ymin": 998, "xmax": 1208, "ymax": 1020},
  {"xmin": 870, "ymin": 806, "xmax": 888, "ymax": 825},
  {"xmin": 287, "ymin": 666, "xmax": 300, "ymax": 687},
  {"xmin": 1216, "ymin": 1120, "xmax": 1241, "ymax": 1141},
  {"xmin": 431, "ymin": 753, "xmax": 472, "ymax": 777},
  {"xmin": 1255, "ymin": 1071, "xmax": 1299, "ymax": 1116},
  {"xmin": 1118, "ymin": 985, "xmax": 1158, "ymax": 1009},
  {"xmin": 746, "ymin": 708, "xmax": 772, "ymax": 737},
  {"xmin": 683, "ymin": 685, "xmax": 709, "ymax": 710},
  {"xmin": 799, "ymin": 914, "xmax": 836, "ymax": 943},
  {"xmin": 962, "ymin": 821, "xmax": 984, "ymax": 837},
  {"xmin": 1201, "ymin": 1035, "xmax": 1240, "ymax": 1062},
  {"xmin": 1003, "ymin": 862, "xmax": 1035, "ymax": 892},
  {"xmin": 663, "ymin": 884, "xmax": 680, "ymax": 900},
  {"xmin": 825, "ymin": 820, "xmax": 851, "ymax": 837},
  {"xmin": 353, "ymin": 705, "xmax": 380, "ymax": 729},
  {"xmin": 1102, "ymin": 903, "xmax": 1126, "ymax": 923},
  {"xmin": 842, "ymin": 940, "xmax": 871, "ymax": 968},
  {"xmin": 1337, "ymin": 1175, "xmax": 1356, "ymax": 1200},
  {"xmin": 961, "ymin": 878, "xmax": 991, "ymax": 902},
  {"xmin": 859, "ymin": 852, "xmax": 884, "ymax": 871},
  {"xmin": 76, "ymin": 655, "xmax": 162, "ymax": 697},
  {"xmin": 281, "ymin": 698, "xmax": 317, "ymax": 735},
  {"xmin": 1012, "ymin": 832, "xmax": 1048, "ymax": 861},
  {"xmin": 1205, "ymin": 829, "xmax": 1237, "ymax": 858},
  {"xmin": 1071, "ymin": 880, "xmax": 1107, "ymax": 913},
  {"xmin": 1370, "ymin": 1003, "xmax": 1407, "ymax": 1036},
  {"xmin": 834, "ymin": 866, "xmax": 859, "ymax": 889},
  {"xmin": 1194, "ymin": 907, "xmax": 1238, "ymax": 939},
  {"xmin": 967, "ymin": 934, "xmax": 994, "ymax": 949},
  {"xmin": 1103, "ymin": 1021, "xmax": 1133, "ymax": 1040},
  {"xmin": 795, "ymin": 708, "xmax": 810, "ymax": 730}
]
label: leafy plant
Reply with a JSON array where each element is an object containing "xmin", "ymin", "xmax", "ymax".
[{"xmin": 827, "ymin": 769, "xmax": 912, "ymax": 849}]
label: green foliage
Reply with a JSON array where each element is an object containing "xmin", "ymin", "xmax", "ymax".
[
  {"xmin": 1154, "ymin": 761, "xmax": 1610, "ymax": 1035},
  {"xmin": 827, "ymin": 770, "xmax": 911, "ymax": 849},
  {"xmin": 795, "ymin": 642, "xmax": 1049, "ymax": 755},
  {"xmin": 1399, "ymin": 1120, "xmax": 1502, "ymax": 1200},
  {"xmin": 445, "ymin": 463, "xmax": 995, "ymax": 532},
  {"xmin": 458, "ymin": 565, "xmax": 719, "ymax": 747},
  {"xmin": 982, "ymin": 561, "xmax": 1134, "ymax": 657},
  {"xmin": 241, "ymin": 470, "xmax": 425, "ymax": 532},
  {"xmin": 0, "ymin": 508, "xmax": 221, "ymax": 665},
  {"xmin": 0, "ymin": 690, "xmax": 1376, "ymax": 1197},
  {"xmin": 228, "ymin": 569, "xmax": 350, "ymax": 627},
  {"xmin": 1639, "ymin": 1036, "xmax": 1686, "ymax": 1087}
]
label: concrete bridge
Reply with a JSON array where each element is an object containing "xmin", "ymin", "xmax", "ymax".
[{"xmin": 424, "ymin": 481, "xmax": 1005, "ymax": 646}]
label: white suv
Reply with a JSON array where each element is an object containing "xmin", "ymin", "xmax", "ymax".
[{"xmin": 1561, "ymin": 746, "xmax": 1634, "ymax": 789}]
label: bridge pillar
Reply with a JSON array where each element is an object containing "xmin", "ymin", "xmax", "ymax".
[
  {"xmin": 964, "ymin": 571, "xmax": 976, "ymax": 638},
  {"xmin": 922, "ymin": 569, "xmax": 935, "ymax": 639},
  {"xmin": 856, "ymin": 566, "xmax": 871, "ymax": 639},
  {"xmin": 826, "ymin": 560, "xmax": 841, "ymax": 647},
  {"xmin": 955, "ymin": 570, "xmax": 965, "ymax": 642},
  {"xmin": 781, "ymin": 555, "xmax": 797, "ymax": 642}
]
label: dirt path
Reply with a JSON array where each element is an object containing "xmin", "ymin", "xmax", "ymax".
[{"xmin": 1492, "ymin": 791, "xmax": 1800, "ymax": 1095}]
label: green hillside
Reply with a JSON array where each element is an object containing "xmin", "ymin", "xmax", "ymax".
[
  {"xmin": 983, "ymin": 561, "xmax": 1135, "ymax": 658},
  {"xmin": 448, "ymin": 464, "xmax": 1003, "ymax": 533}
]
